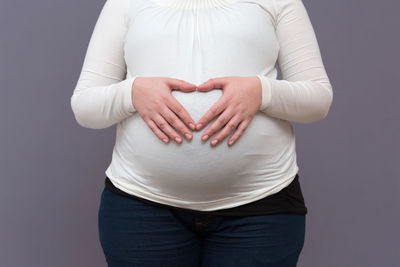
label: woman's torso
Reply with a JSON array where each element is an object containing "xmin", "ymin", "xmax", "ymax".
[{"xmin": 106, "ymin": 0, "xmax": 300, "ymax": 211}]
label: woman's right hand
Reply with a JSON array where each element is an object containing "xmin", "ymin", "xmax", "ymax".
[{"xmin": 131, "ymin": 77, "xmax": 198, "ymax": 144}]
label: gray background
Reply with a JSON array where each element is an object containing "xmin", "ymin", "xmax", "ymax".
[{"xmin": 1, "ymin": 0, "xmax": 399, "ymax": 266}]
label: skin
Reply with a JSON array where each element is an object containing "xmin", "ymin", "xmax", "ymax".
[
  {"xmin": 131, "ymin": 76, "xmax": 262, "ymax": 146},
  {"xmin": 131, "ymin": 77, "xmax": 197, "ymax": 144},
  {"xmin": 196, "ymin": 76, "xmax": 262, "ymax": 147}
]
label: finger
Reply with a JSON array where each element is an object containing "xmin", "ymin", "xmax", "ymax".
[
  {"xmin": 160, "ymin": 107, "xmax": 193, "ymax": 141},
  {"xmin": 196, "ymin": 97, "xmax": 228, "ymax": 131},
  {"xmin": 200, "ymin": 108, "xmax": 234, "ymax": 144},
  {"xmin": 227, "ymin": 119, "xmax": 250, "ymax": 147},
  {"xmin": 209, "ymin": 115, "xmax": 242, "ymax": 147},
  {"xmin": 166, "ymin": 78, "xmax": 198, "ymax": 92},
  {"xmin": 197, "ymin": 77, "xmax": 227, "ymax": 92},
  {"xmin": 153, "ymin": 113, "xmax": 183, "ymax": 144},
  {"xmin": 145, "ymin": 118, "xmax": 170, "ymax": 144},
  {"xmin": 166, "ymin": 96, "xmax": 196, "ymax": 131}
]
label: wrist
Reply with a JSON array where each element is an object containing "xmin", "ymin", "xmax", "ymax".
[{"xmin": 256, "ymin": 75, "xmax": 272, "ymax": 111}]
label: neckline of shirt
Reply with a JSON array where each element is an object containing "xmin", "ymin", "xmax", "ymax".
[{"xmin": 156, "ymin": 0, "xmax": 237, "ymax": 9}]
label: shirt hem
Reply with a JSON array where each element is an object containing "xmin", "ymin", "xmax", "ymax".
[{"xmin": 105, "ymin": 164, "xmax": 299, "ymax": 212}]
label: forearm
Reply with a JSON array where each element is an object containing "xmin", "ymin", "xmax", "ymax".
[
  {"xmin": 71, "ymin": 75, "xmax": 137, "ymax": 129},
  {"xmin": 258, "ymin": 74, "xmax": 333, "ymax": 123}
]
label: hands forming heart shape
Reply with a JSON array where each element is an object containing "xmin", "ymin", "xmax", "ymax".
[{"xmin": 131, "ymin": 75, "xmax": 262, "ymax": 147}]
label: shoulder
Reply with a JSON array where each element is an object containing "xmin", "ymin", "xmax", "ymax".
[
  {"xmin": 255, "ymin": 0, "xmax": 304, "ymax": 26},
  {"xmin": 101, "ymin": 0, "xmax": 131, "ymax": 24},
  {"xmin": 271, "ymin": 0, "xmax": 310, "ymax": 25},
  {"xmin": 104, "ymin": 0, "xmax": 130, "ymax": 10}
]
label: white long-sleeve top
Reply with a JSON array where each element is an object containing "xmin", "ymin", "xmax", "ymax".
[{"xmin": 71, "ymin": 0, "xmax": 333, "ymax": 211}]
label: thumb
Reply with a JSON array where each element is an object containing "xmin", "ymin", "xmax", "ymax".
[
  {"xmin": 197, "ymin": 77, "xmax": 226, "ymax": 92},
  {"xmin": 166, "ymin": 78, "xmax": 198, "ymax": 92}
]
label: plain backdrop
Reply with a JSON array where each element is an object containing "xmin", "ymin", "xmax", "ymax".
[{"xmin": 0, "ymin": 0, "xmax": 399, "ymax": 266}]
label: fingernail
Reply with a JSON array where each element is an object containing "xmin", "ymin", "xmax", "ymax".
[
  {"xmin": 163, "ymin": 138, "xmax": 168, "ymax": 143},
  {"xmin": 189, "ymin": 123, "xmax": 195, "ymax": 130},
  {"xmin": 211, "ymin": 139, "xmax": 218, "ymax": 145},
  {"xmin": 196, "ymin": 123, "xmax": 203, "ymax": 130},
  {"xmin": 228, "ymin": 139, "xmax": 234, "ymax": 145},
  {"xmin": 185, "ymin": 133, "xmax": 192, "ymax": 140},
  {"xmin": 175, "ymin": 137, "xmax": 181, "ymax": 143},
  {"xmin": 202, "ymin": 134, "xmax": 209, "ymax": 141}
]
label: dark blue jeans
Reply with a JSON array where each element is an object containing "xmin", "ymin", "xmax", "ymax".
[{"xmin": 98, "ymin": 186, "xmax": 306, "ymax": 267}]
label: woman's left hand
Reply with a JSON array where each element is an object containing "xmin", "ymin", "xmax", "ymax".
[{"xmin": 195, "ymin": 76, "xmax": 262, "ymax": 147}]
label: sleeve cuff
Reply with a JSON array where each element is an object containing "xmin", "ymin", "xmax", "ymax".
[
  {"xmin": 121, "ymin": 76, "xmax": 137, "ymax": 114},
  {"xmin": 256, "ymin": 74, "xmax": 272, "ymax": 111}
]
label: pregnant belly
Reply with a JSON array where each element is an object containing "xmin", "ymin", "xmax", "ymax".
[{"xmin": 115, "ymin": 89, "xmax": 295, "ymax": 201}]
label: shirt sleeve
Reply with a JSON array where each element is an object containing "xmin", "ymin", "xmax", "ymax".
[
  {"xmin": 257, "ymin": 0, "xmax": 333, "ymax": 123},
  {"xmin": 70, "ymin": 0, "xmax": 137, "ymax": 129}
]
